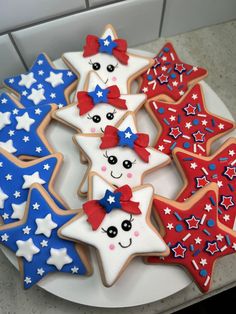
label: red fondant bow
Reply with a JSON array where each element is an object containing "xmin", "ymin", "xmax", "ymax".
[
  {"xmin": 83, "ymin": 185, "xmax": 141, "ymax": 230},
  {"xmin": 100, "ymin": 125, "xmax": 150, "ymax": 162},
  {"xmin": 83, "ymin": 35, "xmax": 129, "ymax": 65},
  {"xmin": 77, "ymin": 85, "xmax": 127, "ymax": 116}
]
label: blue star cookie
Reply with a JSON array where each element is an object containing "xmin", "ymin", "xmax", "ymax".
[
  {"xmin": 0, "ymin": 149, "xmax": 67, "ymax": 224},
  {"xmin": 0, "ymin": 93, "xmax": 56, "ymax": 159},
  {"xmin": 4, "ymin": 53, "xmax": 77, "ymax": 108},
  {"xmin": 0, "ymin": 184, "xmax": 89, "ymax": 289}
]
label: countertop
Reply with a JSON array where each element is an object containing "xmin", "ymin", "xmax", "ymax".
[{"xmin": 0, "ymin": 20, "xmax": 236, "ymax": 314}]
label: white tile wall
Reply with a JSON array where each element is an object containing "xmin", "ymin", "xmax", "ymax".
[
  {"xmin": 0, "ymin": 35, "xmax": 25, "ymax": 85},
  {"xmin": 161, "ymin": 0, "xmax": 236, "ymax": 36},
  {"xmin": 11, "ymin": 0, "xmax": 163, "ymax": 67},
  {"xmin": 88, "ymin": 0, "xmax": 119, "ymax": 7},
  {"xmin": 0, "ymin": 0, "xmax": 86, "ymax": 33}
]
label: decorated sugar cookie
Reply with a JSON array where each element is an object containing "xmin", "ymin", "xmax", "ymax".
[
  {"xmin": 59, "ymin": 173, "xmax": 169, "ymax": 287},
  {"xmin": 173, "ymin": 138, "xmax": 236, "ymax": 230},
  {"xmin": 53, "ymin": 71, "xmax": 146, "ymax": 134},
  {"xmin": 0, "ymin": 149, "xmax": 67, "ymax": 224},
  {"xmin": 63, "ymin": 24, "xmax": 153, "ymax": 97},
  {"xmin": 4, "ymin": 53, "xmax": 77, "ymax": 108},
  {"xmin": 147, "ymin": 183, "xmax": 236, "ymax": 292},
  {"xmin": 146, "ymin": 84, "xmax": 235, "ymax": 156},
  {"xmin": 0, "ymin": 93, "xmax": 56, "ymax": 159},
  {"xmin": 0, "ymin": 184, "xmax": 90, "ymax": 289},
  {"xmin": 139, "ymin": 42, "xmax": 207, "ymax": 102},
  {"xmin": 74, "ymin": 113, "xmax": 170, "ymax": 196}
]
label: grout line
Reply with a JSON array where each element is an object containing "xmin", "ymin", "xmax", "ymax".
[
  {"xmin": 8, "ymin": 33, "xmax": 28, "ymax": 70},
  {"xmin": 159, "ymin": 0, "xmax": 167, "ymax": 38}
]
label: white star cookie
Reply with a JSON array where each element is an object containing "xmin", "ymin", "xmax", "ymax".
[
  {"xmin": 74, "ymin": 113, "xmax": 170, "ymax": 196},
  {"xmin": 59, "ymin": 173, "xmax": 169, "ymax": 286},
  {"xmin": 53, "ymin": 71, "xmax": 146, "ymax": 134},
  {"xmin": 63, "ymin": 24, "xmax": 153, "ymax": 97}
]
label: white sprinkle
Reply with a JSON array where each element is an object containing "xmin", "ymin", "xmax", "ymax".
[
  {"xmin": 231, "ymin": 159, "xmax": 236, "ymax": 166},
  {"xmin": 147, "ymin": 68, "xmax": 151, "ymax": 74},
  {"xmin": 168, "ymin": 107, "xmax": 177, "ymax": 112},
  {"xmin": 154, "ymin": 68, "xmax": 157, "ymax": 76},
  {"xmin": 153, "ymin": 101, "xmax": 158, "ymax": 110},
  {"xmin": 197, "ymin": 114, "xmax": 207, "ymax": 117},
  {"xmin": 204, "ymin": 276, "xmax": 210, "ymax": 287},
  {"xmin": 182, "ymin": 135, "xmax": 191, "ymax": 139},
  {"xmin": 201, "ymin": 167, "xmax": 208, "ymax": 175},
  {"xmin": 220, "ymin": 245, "xmax": 227, "ymax": 252},
  {"xmin": 194, "ymin": 143, "xmax": 197, "ymax": 153},
  {"xmin": 170, "ymin": 53, "xmax": 175, "ymax": 61},
  {"xmin": 192, "ymin": 259, "xmax": 199, "ymax": 270},
  {"xmin": 200, "ymin": 214, "xmax": 207, "ymax": 225},
  {"xmin": 182, "ymin": 233, "xmax": 191, "ymax": 241},
  {"xmin": 180, "ymin": 74, "xmax": 183, "ymax": 83},
  {"xmin": 163, "ymin": 139, "xmax": 172, "ymax": 143},
  {"xmin": 197, "ymin": 144, "xmax": 205, "ymax": 152}
]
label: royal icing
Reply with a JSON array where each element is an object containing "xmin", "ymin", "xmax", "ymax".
[
  {"xmin": 140, "ymin": 42, "xmax": 207, "ymax": 101},
  {"xmin": 147, "ymin": 84, "xmax": 235, "ymax": 156},
  {"xmin": 60, "ymin": 174, "xmax": 168, "ymax": 286},
  {"xmin": 74, "ymin": 113, "xmax": 170, "ymax": 195},
  {"xmin": 54, "ymin": 71, "xmax": 146, "ymax": 133},
  {"xmin": 4, "ymin": 53, "xmax": 77, "ymax": 108},
  {"xmin": 174, "ymin": 138, "xmax": 236, "ymax": 229},
  {"xmin": 0, "ymin": 185, "xmax": 87, "ymax": 288},
  {"xmin": 0, "ymin": 149, "xmax": 66, "ymax": 224},
  {"xmin": 63, "ymin": 24, "xmax": 153, "ymax": 97},
  {"xmin": 0, "ymin": 93, "xmax": 55, "ymax": 158},
  {"xmin": 148, "ymin": 184, "xmax": 236, "ymax": 292}
]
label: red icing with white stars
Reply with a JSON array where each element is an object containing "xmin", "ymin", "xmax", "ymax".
[
  {"xmin": 148, "ymin": 187, "xmax": 236, "ymax": 292},
  {"xmin": 140, "ymin": 42, "xmax": 207, "ymax": 101},
  {"xmin": 147, "ymin": 84, "xmax": 235, "ymax": 156},
  {"xmin": 175, "ymin": 138, "xmax": 236, "ymax": 229}
]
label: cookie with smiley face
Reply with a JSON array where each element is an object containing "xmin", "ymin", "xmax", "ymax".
[
  {"xmin": 73, "ymin": 113, "xmax": 171, "ymax": 196},
  {"xmin": 62, "ymin": 24, "xmax": 154, "ymax": 98},
  {"xmin": 59, "ymin": 173, "xmax": 169, "ymax": 287}
]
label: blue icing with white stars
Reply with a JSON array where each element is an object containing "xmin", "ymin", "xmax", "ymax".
[
  {"xmin": 0, "ymin": 186, "xmax": 87, "ymax": 289},
  {"xmin": 0, "ymin": 93, "xmax": 52, "ymax": 158},
  {"xmin": 0, "ymin": 152, "xmax": 66, "ymax": 224},
  {"xmin": 4, "ymin": 53, "xmax": 77, "ymax": 108}
]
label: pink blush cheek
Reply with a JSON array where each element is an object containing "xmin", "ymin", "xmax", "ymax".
[
  {"xmin": 127, "ymin": 172, "xmax": 133, "ymax": 179},
  {"xmin": 90, "ymin": 127, "xmax": 96, "ymax": 133},
  {"xmin": 109, "ymin": 244, "xmax": 115, "ymax": 250},
  {"xmin": 112, "ymin": 76, "xmax": 117, "ymax": 82},
  {"xmin": 134, "ymin": 231, "xmax": 140, "ymax": 237},
  {"xmin": 101, "ymin": 165, "xmax": 107, "ymax": 172}
]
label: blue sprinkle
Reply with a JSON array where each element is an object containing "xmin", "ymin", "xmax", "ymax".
[
  {"xmin": 159, "ymin": 52, "xmax": 163, "ymax": 58},
  {"xmin": 147, "ymin": 74, "xmax": 153, "ymax": 81},
  {"xmin": 193, "ymin": 119, "xmax": 199, "ymax": 126},
  {"xmin": 200, "ymin": 269, "xmax": 208, "ymax": 277},
  {"xmin": 210, "ymin": 196, "xmax": 216, "ymax": 206},
  {"xmin": 174, "ymin": 212, "xmax": 182, "ymax": 221},
  {"xmin": 205, "ymin": 127, "xmax": 214, "ymax": 133},
  {"xmin": 167, "ymin": 242, "xmax": 171, "ymax": 247},
  {"xmin": 163, "ymin": 118, "xmax": 170, "ymax": 125},
  {"xmin": 183, "ymin": 142, "xmax": 190, "ymax": 149},
  {"xmin": 225, "ymin": 234, "xmax": 231, "ymax": 246},
  {"xmin": 183, "ymin": 157, "xmax": 193, "ymax": 161},
  {"xmin": 211, "ymin": 118, "xmax": 216, "ymax": 127},
  {"xmin": 178, "ymin": 114, "xmax": 181, "ymax": 123},
  {"xmin": 175, "ymin": 224, "xmax": 183, "ymax": 232},
  {"xmin": 191, "ymin": 190, "xmax": 196, "ymax": 195},
  {"xmin": 203, "ymin": 229, "xmax": 211, "ymax": 236},
  {"xmin": 186, "ymin": 69, "xmax": 193, "ymax": 75},
  {"xmin": 170, "ymin": 142, "xmax": 177, "ymax": 150},
  {"xmin": 228, "ymin": 183, "xmax": 234, "ymax": 192},
  {"xmin": 178, "ymin": 84, "xmax": 184, "ymax": 90},
  {"xmin": 167, "ymin": 84, "xmax": 173, "ymax": 91},
  {"xmin": 165, "ymin": 62, "xmax": 171, "ymax": 65},
  {"xmin": 190, "ymin": 244, "xmax": 194, "ymax": 251},
  {"xmin": 197, "ymin": 103, "xmax": 201, "ymax": 112},
  {"xmin": 208, "ymin": 163, "xmax": 216, "ymax": 171},
  {"xmin": 170, "ymin": 73, "xmax": 176, "ymax": 79},
  {"xmin": 218, "ymin": 207, "xmax": 222, "ymax": 214},
  {"xmin": 207, "ymin": 219, "xmax": 215, "ymax": 227},
  {"xmin": 219, "ymin": 157, "xmax": 228, "ymax": 161},
  {"xmin": 167, "ymin": 67, "xmax": 172, "ymax": 74},
  {"xmin": 212, "ymin": 174, "xmax": 218, "ymax": 179},
  {"xmin": 163, "ymin": 47, "xmax": 170, "ymax": 52},
  {"xmin": 193, "ymin": 249, "xmax": 201, "ymax": 256},
  {"xmin": 158, "ymin": 107, "xmax": 165, "ymax": 114}
]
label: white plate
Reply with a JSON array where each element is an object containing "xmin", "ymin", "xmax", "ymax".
[{"xmin": 1, "ymin": 49, "xmax": 236, "ymax": 308}]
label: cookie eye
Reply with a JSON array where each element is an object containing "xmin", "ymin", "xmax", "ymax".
[
  {"xmin": 121, "ymin": 220, "xmax": 132, "ymax": 231},
  {"xmin": 92, "ymin": 115, "xmax": 101, "ymax": 123},
  {"xmin": 107, "ymin": 64, "xmax": 115, "ymax": 72},
  {"xmin": 123, "ymin": 160, "xmax": 132, "ymax": 169},
  {"xmin": 102, "ymin": 226, "xmax": 118, "ymax": 238},
  {"xmin": 108, "ymin": 155, "xmax": 118, "ymax": 165},
  {"xmin": 92, "ymin": 62, "xmax": 101, "ymax": 70},
  {"xmin": 106, "ymin": 112, "xmax": 114, "ymax": 120}
]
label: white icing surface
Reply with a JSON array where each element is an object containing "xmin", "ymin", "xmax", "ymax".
[
  {"xmin": 0, "ymin": 112, "xmax": 11, "ymax": 130},
  {"xmin": 16, "ymin": 238, "xmax": 40, "ymax": 262},
  {"xmin": 22, "ymin": 172, "xmax": 46, "ymax": 189},
  {"xmin": 46, "ymin": 248, "xmax": 72, "ymax": 270},
  {"xmin": 45, "ymin": 72, "xmax": 64, "ymax": 88},
  {"xmin": 19, "ymin": 73, "xmax": 36, "ymax": 89},
  {"xmin": 27, "ymin": 88, "xmax": 46, "ymax": 105},
  {"xmin": 0, "ymin": 187, "xmax": 9, "ymax": 209},
  {"xmin": 35, "ymin": 213, "xmax": 58, "ymax": 238},
  {"xmin": 11, "ymin": 202, "xmax": 27, "ymax": 220},
  {"xmin": 0, "ymin": 139, "xmax": 17, "ymax": 153},
  {"xmin": 15, "ymin": 112, "xmax": 35, "ymax": 132}
]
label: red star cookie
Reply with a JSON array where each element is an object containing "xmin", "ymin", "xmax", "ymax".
[
  {"xmin": 147, "ymin": 183, "xmax": 236, "ymax": 292},
  {"xmin": 139, "ymin": 42, "xmax": 208, "ymax": 102},
  {"xmin": 145, "ymin": 84, "xmax": 235, "ymax": 156},
  {"xmin": 174, "ymin": 138, "xmax": 236, "ymax": 229}
]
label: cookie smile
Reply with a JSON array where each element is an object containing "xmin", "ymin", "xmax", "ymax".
[
  {"xmin": 100, "ymin": 127, "xmax": 104, "ymax": 133},
  {"xmin": 110, "ymin": 171, "xmax": 122, "ymax": 179},
  {"xmin": 119, "ymin": 238, "xmax": 132, "ymax": 248}
]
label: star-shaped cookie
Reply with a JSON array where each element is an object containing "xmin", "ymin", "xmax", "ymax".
[
  {"xmin": 0, "ymin": 148, "xmax": 67, "ymax": 224},
  {"xmin": 63, "ymin": 24, "xmax": 153, "ymax": 97},
  {"xmin": 147, "ymin": 183, "xmax": 236, "ymax": 292},
  {"xmin": 173, "ymin": 138, "xmax": 236, "ymax": 229},
  {"xmin": 0, "ymin": 184, "xmax": 90, "ymax": 289},
  {"xmin": 53, "ymin": 71, "xmax": 146, "ymax": 134},
  {"xmin": 146, "ymin": 84, "xmax": 235, "ymax": 156},
  {"xmin": 4, "ymin": 53, "xmax": 77, "ymax": 108},
  {"xmin": 59, "ymin": 173, "xmax": 169, "ymax": 287},
  {"xmin": 73, "ymin": 113, "xmax": 170, "ymax": 196},
  {"xmin": 139, "ymin": 42, "xmax": 207, "ymax": 102},
  {"xmin": 0, "ymin": 93, "xmax": 56, "ymax": 159}
]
